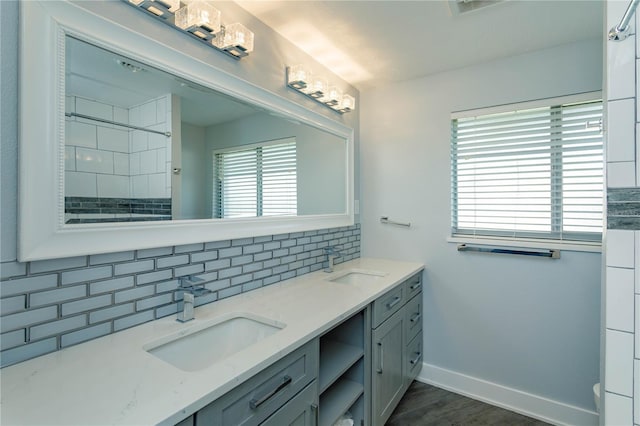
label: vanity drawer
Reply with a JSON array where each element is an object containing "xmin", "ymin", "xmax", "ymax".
[
  {"xmin": 404, "ymin": 272, "xmax": 422, "ymax": 300},
  {"xmin": 372, "ymin": 285, "xmax": 405, "ymax": 329},
  {"xmin": 405, "ymin": 333, "xmax": 423, "ymax": 385},
  {"xmin": 196, "ymin": 339, "xmax": 319, "ymax": 426},
  {"xmin": 404, "ymin": 294, "xmax": 422, "ymax": 344}
]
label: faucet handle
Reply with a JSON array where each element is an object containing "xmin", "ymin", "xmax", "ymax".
[{"xmin": 179, "ymin": 275, "xmax": 205, "ymax": 288}]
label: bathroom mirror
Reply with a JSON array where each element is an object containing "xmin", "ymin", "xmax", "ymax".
[
  {"xmin": 19, "ymin": 1, "xmax": 354, "ymax": 261},
  {"xmin": 64, "ymin": 36, "xmax": 347, "ymax": 223}
]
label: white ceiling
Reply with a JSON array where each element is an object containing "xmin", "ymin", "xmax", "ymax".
[{"xmin": 236, "ymin": 0, "xmax": 605, "ymax": 90}]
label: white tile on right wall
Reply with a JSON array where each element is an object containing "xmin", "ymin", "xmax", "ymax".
[
  {"xmin": 605, "ymin": 392, "xmax": 633, "ymax": 426},
  {"xmin": 635, "ymin": 359, "xmax": 640, "ymax": 425},
  {"xmin": 636, "ymin": 295, "xmax": 640, "ymax": 358},
  {"xmin": 608, "ymin": 161, "xmax": 636, "ymax": 187},
  {"xmin": 608, "ymin": 38, "xmax": 636, "ymax": 101},
  {"xmin": 607, "ymin": 230, "xmax": 635, "ymax": 268},
  {"xmin": 606, "ymin": 267, "xmax": 635, "ymax": 332},
  {"xmin": 605, "ymin": 329, "xmax": 634, "ymax": 396},
  {"xmin": 608, "ymin": 98, "xmax": 635, "ymax": 162}
]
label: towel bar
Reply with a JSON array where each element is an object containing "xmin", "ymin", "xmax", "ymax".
[
  {"xmin": 380, "ymin": 216, "xmax": 411, "ymax": 228},
  {"xmin": 457, "ymin": 244, "xmax": 560, "ymax": 259}
]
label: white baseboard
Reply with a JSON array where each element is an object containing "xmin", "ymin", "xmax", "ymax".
[{"xmin": 416, "ymin": 362, "xmax": 599, "ymax": 426}]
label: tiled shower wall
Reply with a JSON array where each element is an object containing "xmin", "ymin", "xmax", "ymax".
[
  {"xmin": 0, "ymin": 224, "xmax": 360, "ymax": 368},
  {"xmin": 604, "ymin": 2, "xmax": 639, "ymax": 424},
  {"xmin": 65, "ymin": 94, "xmax": 172, "ymax": 201}
]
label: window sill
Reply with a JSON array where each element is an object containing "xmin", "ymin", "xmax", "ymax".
[{"xmin": 447, "ymin": 236, "xmax": 601, "ymax": 253}]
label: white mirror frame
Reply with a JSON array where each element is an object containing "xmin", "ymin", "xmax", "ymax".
[{"xmin": 19, "ymin": 1, "xmax": 354, "ymax": 261}]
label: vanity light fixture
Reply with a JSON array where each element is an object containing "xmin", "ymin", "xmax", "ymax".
[
  {"xmin": 125, "ymin": 0, "xmax": 254, "ymax": 60},
  {"xmin": 213, "ymin": 22, "xmax": 254, "ymax": 58},
  {"xmin": 174, "ymin": 1, "xmax": 221, "ymax": 41},
  {"xmin": 286, "ymin": 65, "xmax": 356, "ymax": 114}
]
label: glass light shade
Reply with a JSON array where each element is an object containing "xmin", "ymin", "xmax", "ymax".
[
  {"xmin": 215, "ymin": 23, "xmax": 254, "ymax": 57},
  {"xmin": 322, "ymin": 86, "xmax": 342, "ymax": 106},
  {"xmin": 306, "ymin": 76, "xmax": 328, "ymax": 99},
  {"xmin": 288, "ymin": 65, "xmax": 311, "ymax": 90},
  {"xmin": 174, "ymin": 2, "xmax": 221, "ymax": 39},
  {"xmin": 340, "ymin": 94, "xmax": 356, "ymax": 112}
]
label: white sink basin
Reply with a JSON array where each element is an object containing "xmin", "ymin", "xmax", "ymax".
[
  {"xmin": 328, "ymin": 269, "xmax": 387, "ymax": 284},
  {"xmin": 144, "ymin": 313, "xmax": 285, "ymax": 372}
]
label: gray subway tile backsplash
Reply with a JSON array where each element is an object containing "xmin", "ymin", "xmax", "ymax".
[
  {"xmin": 62, "ymin": 295, "xmax": 112, "ymax": 316},
  {"xmin": 61, "ymin": 323, "xmax": 111, "ymax": 348},
  {"xmin": 0, "ymin": 262, "xmax": 27, "ymax": 280},
  {"xmin": 156, "ymin": 254, "xmax": 190, "ymax": 269},
  {"xmin": 61, "ymin": 266, "xmax": 112, "ymax": 285},
  {"xmin": 0, "ymin": 224, "xmax": 360, "ymax": 367},
  {"xmin": 0, "ymin": 338, "xmax": 57, "ymax": 368},
  {"xmin": 30, "ymin": 315, "xmax": 87, "ymax": 341},
  {"xmin": 90, "ymin": 276, "xmax": 134, "ymax": 295},
  {"xmin": 1, "ymin": 295, "xmax": 25, "ymax": 315},
  {"xmin": 29, "ymin": 256, "xmax": 87, "ymax": 275},
  {"xmin": 1, "ymin": 274, "xmax": 58, "ymax": 298},
  {"xmin": 30, "ymin": 285, "xmax": 87, "ymax": 308},
  {"xmin": 89, "ymin": 251, "xmax": 135, "ymax": 266},
  {"xmin": 1, "ymin": 329, "xmax": 26, "ymax": 351},
  {"xmin": 1, "ymin": 306, "xmax": 58, "ymax": 333},
  {"xmin": 114, "ymin": 259, "xmax": 155, "ymax": 276}
]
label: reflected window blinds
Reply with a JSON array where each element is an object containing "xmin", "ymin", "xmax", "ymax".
[{"xmin": 214, "ymin": 139, "xmax": 297, "ymax": 218}]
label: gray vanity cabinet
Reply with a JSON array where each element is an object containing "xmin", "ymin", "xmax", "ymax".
[
  {"xmin": 371, "ymin": 307, "xmax": 405, "ymax": 426},
  {"xmin": 195, "ymin": 339, "xmax": 318, "ymax": 426},
  {"xmin": 371, "ymin": 271, "xmax": 423, "ymax": 426}
]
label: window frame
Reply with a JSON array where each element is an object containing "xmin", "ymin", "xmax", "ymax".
[{"xmin": 449, "ymin": 92, "xmax": 603, "ymax": 252}]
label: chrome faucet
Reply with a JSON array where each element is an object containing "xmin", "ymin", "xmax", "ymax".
[
  {"xmin": 324, "ymin": 246, "xmax": 343, "ymax": 273},
  {"xmin": 176, "ymin": 275, "xmax": 211, "ymax": 323}
]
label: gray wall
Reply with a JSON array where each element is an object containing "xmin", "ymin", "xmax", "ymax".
[
  {"xmin": 360, "ymin": 39, "xmax": 603, "ymax": 411},
  {"xmin": 0, "ymin": 1, "xmax": 360, "ymax": 366},
  {"xmin": 180, "ymin": 123, "xmax": 208, "ymax": 219}
]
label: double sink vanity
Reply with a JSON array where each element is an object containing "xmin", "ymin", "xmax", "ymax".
[{"xmin": 0, "ymin": 258, "xmax": 424, "ymax": 426}]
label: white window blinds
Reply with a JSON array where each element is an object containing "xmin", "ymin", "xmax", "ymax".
[
  {"xmin": 214, "ymin": 140, "xmax": 297, "ymax": 218},
  {"xmin": 451, "ymin": 99, "xmax": 603, "ymax": 243}
]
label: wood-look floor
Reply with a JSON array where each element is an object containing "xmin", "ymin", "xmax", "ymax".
[{"xmin": 386, "ymin": 381, "xmax": 551, "ymax": 426}]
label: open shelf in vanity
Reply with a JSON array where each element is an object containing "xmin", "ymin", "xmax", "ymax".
[{"xmin": 318, "ymin": 310, "xmax": 368, "ymax": 426}]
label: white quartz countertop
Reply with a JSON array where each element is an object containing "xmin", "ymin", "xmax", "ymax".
[{"xmin": 0, "ymin": 258, "xmax": 424, "ymax": 425}]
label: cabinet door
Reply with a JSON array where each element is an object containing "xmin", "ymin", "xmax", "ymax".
[
  {"xmin": 371, "ymin": 308, "xmax": 404, "ymax": 426},
  {"xmin": 261, "ymin": 382, "xmax": 318, "ymax": 426}
]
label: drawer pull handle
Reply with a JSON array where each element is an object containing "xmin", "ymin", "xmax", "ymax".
[
  {"xmin": 410, "ymin": 312, "xmax": 421, "ymax": 324},
  {"xmin": 410, "ymin": 351, "xmax": 422, "ymax": 366},
  {"xmin": 249, "ymin": 375, "xmax": 292, "ymax": 410},
  {"xmin": 386, "ymin": 296, "xmax": 402, "ymax": 310},
  {"xmin": 410, "ymin": 282, "xmax": 422, "ymax": 291},
  {"xmin": 376, "ymin": 342, "xmax": 384, "ymax": 374}
]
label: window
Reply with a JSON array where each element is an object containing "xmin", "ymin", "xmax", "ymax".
[
  {"xmin": 451, "ymin": 97, "xmax": 603, "ymax": 243},
  {"xmin": 214, "ymin": 139, "xmax": 297, "ymax": 218}
]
